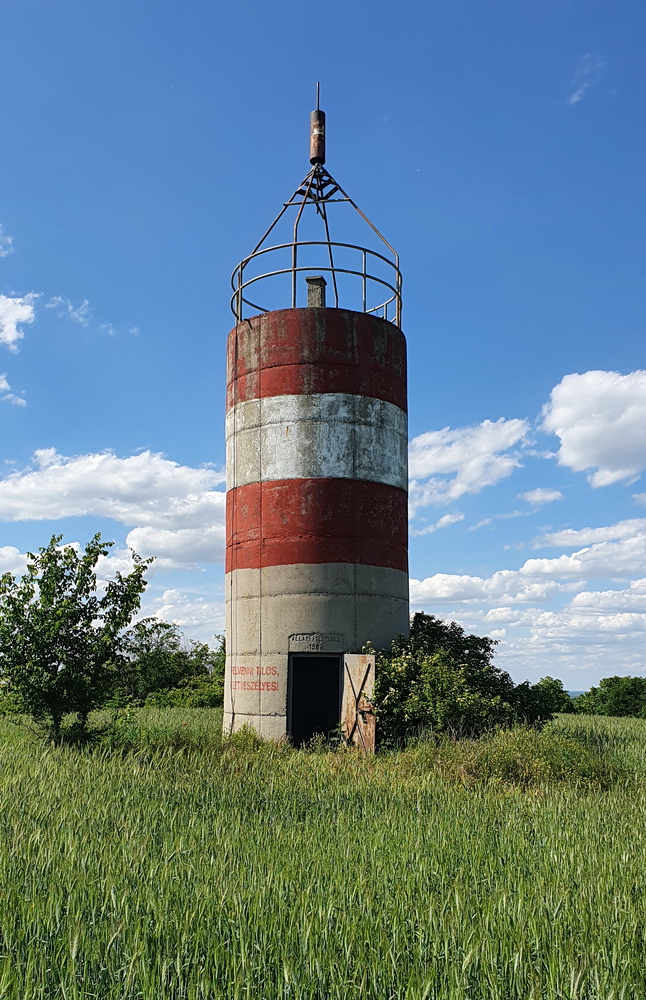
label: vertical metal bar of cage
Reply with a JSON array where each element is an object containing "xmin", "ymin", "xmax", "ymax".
[
  {"xmin": 291, "ymin": 170, "xmax": 316, "ymax": 310},
  {"xmin": 319, "ymin": 200, "xmax": 339, "ymax": 308},
  {"xmin": 291, "ymin": 243, "xmax": 297, "ymax": 307},
  {"xmin": 362, "ymin": 250, "xmax": 367, "ymax": 314},
  {"xmin": 237, "ymin": 263, "xmax": 243, "ymax": 323}
]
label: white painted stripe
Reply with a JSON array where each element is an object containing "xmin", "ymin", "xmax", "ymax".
[{"xmin": 226, "ymin": 392, "xmax": 408, "ymax": 491}]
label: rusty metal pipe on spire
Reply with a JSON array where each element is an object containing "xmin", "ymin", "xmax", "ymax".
[{"xmin": 310, "ymin": 83, "xmax": 325, "ymax": 164}]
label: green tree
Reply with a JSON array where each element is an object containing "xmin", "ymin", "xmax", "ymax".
[
  {"xmin": 513, "ymin": 676, "xmax": 574, "ymax": 721},
  {"xmin": 0, "ymin": 534, "xmax": 150, "ymax": 743},
  {"xmin": 118, "ymin": 619, "xmax": 191, "ymax": 703},
  {"xmin": 119, "ymin": 620, "xmax": 225, "ymax": 707},
  {"xmin": 533, "ymin": 676, "xmax": 574, "ymax": 714},
  {"xmin": 574, "ymin": 675, "xmax": 646, "ymax": 718}
]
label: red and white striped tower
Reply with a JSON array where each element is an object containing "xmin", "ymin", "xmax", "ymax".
[{"xmin": 224, "ymin": 97, "xmax": 408, "ymax": 743}]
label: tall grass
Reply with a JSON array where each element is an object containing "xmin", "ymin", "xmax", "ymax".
[{"xmin": 1, "ymin": 711, "xmax": 645, "ymax": 998}]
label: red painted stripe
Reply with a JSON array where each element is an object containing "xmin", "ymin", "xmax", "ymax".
[
  {"xmin": 226, "ymin": 478, "xmax": 408, "ymax": 573},
  {"xmin": 227, "ymin": 308, "xmax": 407, "ymax": 412}
]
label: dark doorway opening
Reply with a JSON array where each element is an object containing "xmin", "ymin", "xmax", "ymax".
[{"xmin": 289, "ymin": 655, "xmax": 341, "ymax": 746}]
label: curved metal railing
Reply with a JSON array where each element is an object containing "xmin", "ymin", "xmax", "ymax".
[{"xmin": 230, "ymin": 240, "xmax": 402, "ymax": 327}]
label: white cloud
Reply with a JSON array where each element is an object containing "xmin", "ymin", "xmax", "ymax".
[
  {"xmin": 0, "ymin": 448, "xmax": 224, "ymax": 523},
  {"xmin": 570, "ymin": 580, "xmax": 646, "ymax": 614},
  {"xmin": 0, "ymin": 373, "xmax": 26, "ymax": 407},
  {"xmin": 0, "ymin": 545, "xmax": 27, "ymax": 576},
  {"xmin": 0, "ymin": 293, "xmax": 38, "ymax": 351},
  {"xmin": 410, "ymin": 512, "xmax": 464, "ymax": 537},
  {"xmin": 411, "ymin": 517, "xmax": 646, "ymax": 608},
  {"xmin": 410, "ymin": 570, "xmax": 572, "ymax": 606},
  {"xmin": 469, "ymin": 509, "xmax": 533, "ymax": 531},
  {"xmin": 2, "ymin": 393, "xmax": 26, "ymax": 407},
  {"xmin": 0, "ymin": 449, "xmax": 226, "ymax": 569},
  {"xmin": 126, "ymin": 524, "xmax": 225, "ymax": 570},
  {"xmin": 46, "ymin": 296, "xmax": 91, "ymax": 325},
  {"xmin": 542, "ymin": 370, "xmax": 646, "ymax": 487},
  {"xmin": 567, "ymin": 54, "xmax": 606, "ymax": 105},
  {"xmin": 519, "ymin": 488, "xmax": 563, "ymax": 506},
  {"xmin": 537, "ymin": 518, "xmax": 646, "ymax": 549},
  {"xmin": 410, "ymin": 582, "xmax": 646, "ymax": 681},
  {"xmin": 408, "ymin": 417, "xmax": 529, "ymax": 512},
  {"xmin": 145, "ymin": 588, "xmax": 226, "ymax": 639},
  {"xmin": 520, "ymin": 534, "xmax": 646, "ymax": 581},
  {"xmin": 0, "ymin": 225, "xmax": 13, "ymax": 257}
]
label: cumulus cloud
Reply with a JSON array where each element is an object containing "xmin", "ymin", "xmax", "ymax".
[
  {"xmin": 46, "ymin": 295, "xmax": 91, "ymax": 325},
  {"xmin": 542, "ymin": 370, "xmax": 646, "ymax": 487},
  {"xmin": 521, "ymin": 534, "xmax": 646, "ymax": 581},
  {"xmin": 0, "ymin": 225, "xmax": 13, "ymax": 257},
  {"xmin": 1, "ymin": 393, "xmax": 26, "ymax": 408},
  {"xmin": 410, "ymin": 578, "xmax": 646, "ymax": 680},
  {"xmin": 411, "ymin": 516, "xmax": 646, "ymax": 609},
  {"xmin": 537, "ymin": 517, "xmax": 646, "ymax": 549},
  {"xmin": 0, "ymin": 448, "xmax": 224, "ymax": 523},
  {"xmin": 0, "ymin": 293, "xmax": 38, "ymax": 351},
  {"xmin": 519, "ymin": 488, "xmax": 563, "ymax": 506},
  {"xmin": 126, "ymin": 525, "xmax": 225, "ymax": 569},
  {"xmin": 0, "ymin": 449, "xmax": 226, "ymax": 569},
  {"xmin": 570, "ymin": 580, "xmax": 646, "ymax": 614},
  {"xmin": 145, "ymin": 588, "xmax": 226, "ymax": 638},
  {"xmin": 410, "ymin": 570, "xmax": 573, "ymax": 606},
  {"xmin": 0, "ymin": 545, "xmax": 27, "ymax": 576},
  {"xmin": 408, "ymin": 417, "xmax": 529, "ymax": 512}
]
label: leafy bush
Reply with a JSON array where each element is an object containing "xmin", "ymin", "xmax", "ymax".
[
  {"xmin": 145, "ymin": 670, "xmax": 224, "ymax": 708},
  {"xmin": 375, "ymin": 647, "xmax": 516, "ymax": 745},
  {"xmin": 374, "ymin": 613, "xmax": 565, "ymax": 746}
]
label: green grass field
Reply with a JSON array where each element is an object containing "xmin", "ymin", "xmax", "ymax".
[{"xmin": 1, "ymin": 709, "xmax": 645, "ymax": 999}]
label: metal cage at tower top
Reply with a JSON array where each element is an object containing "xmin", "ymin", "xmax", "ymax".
[{"xmin": 230, "ymin": 159, "xmax": 402, "ymax": 328}]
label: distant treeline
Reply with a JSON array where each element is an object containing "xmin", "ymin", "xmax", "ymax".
[{"xmin": 572, "ymin": 676, "xmax": 646, "ymax": 719}]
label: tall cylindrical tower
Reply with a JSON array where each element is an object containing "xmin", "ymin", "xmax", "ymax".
[{"xmin": 224, "ymin": 99, "xmax": 408, "ymax": 744}]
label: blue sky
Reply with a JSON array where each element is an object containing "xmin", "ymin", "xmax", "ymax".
[{"xmin": 1, "ymin": 0, "xmax": 646, "ymax": 688}]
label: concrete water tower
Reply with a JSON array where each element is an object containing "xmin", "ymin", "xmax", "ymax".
[{"xmin": 224, "ymin": 93, "xmax": 409, "ymax": 746}]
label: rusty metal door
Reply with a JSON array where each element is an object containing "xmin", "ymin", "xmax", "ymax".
[{"xmin": 341, "ymin": 654, "xmax": 376, "ymax": 751}]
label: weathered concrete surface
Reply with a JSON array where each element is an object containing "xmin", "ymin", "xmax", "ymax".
[
  {"xmin": 224, "ymin": 562, "xmax": 408, "ymax": 733},
  {"xmin": 226, "ymin": 392, "xmax": 408, "ymax": 490},
  {"xmin": 226, "ymin": 479, "xmax": 408, "ymax": 572},
  {"xmin": 224, "ymin": 308, "xmax": 409, "ymax": 741},
  {"xmin": 226, "ymin": 308, "xmax": 407, "ymax": 411},
  {"xmin": 230, "ymin": 562, "xmax": 409, "ymax": 598}
]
